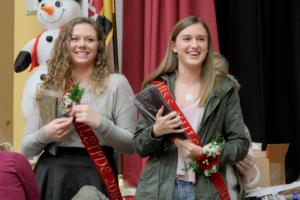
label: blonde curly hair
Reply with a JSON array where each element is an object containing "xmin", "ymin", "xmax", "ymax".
[{"xmin": 41, "ymin": 17, "xmax": 112, "ymax": 95}]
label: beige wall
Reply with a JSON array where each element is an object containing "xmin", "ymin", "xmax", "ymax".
[
  {"xmin": 1, "ymin": 1, "xmax": 41, "ymax": 149},
  {"xmin": 13, "ymin": 1, "xmax": 41, "ymax": 151},
  {"xmin": 0, "ymin": 1, "xmax": 14, "ymax": 144}
]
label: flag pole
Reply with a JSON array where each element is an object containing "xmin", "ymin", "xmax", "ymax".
[
  {"xmin": 112, "ymin": 0, "xmax": 119, "ymax": 72},
  {"xmin": 112, "ymin": 0, "xmax": 122, "ymax": 176}
]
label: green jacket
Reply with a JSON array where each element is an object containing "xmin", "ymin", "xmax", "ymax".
[{"xmin": 134, "ymin": 72, "xmax": 249, "ymax": 200}]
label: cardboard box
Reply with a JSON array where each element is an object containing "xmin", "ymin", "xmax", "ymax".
[
  {"xmin": 253, "ymin": 150, "xmax": 271, "ymax": 187},
  {"xmin": 267, "ymin": 144, "xmax": 289, "ymax": 186},
  {"xmin": 253, "ymin": 149, "xmax": 270, "ymax": 187},
  {"xmin": 253, "ymin": 143, "xmax": 289, "ymax": 187}
]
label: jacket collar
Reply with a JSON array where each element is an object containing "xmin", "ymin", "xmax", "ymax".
[
  {"xmin": 201, "ymin": 76, "xmax": 237, "ymax": 129},
  {"xmin": 161, "ymin": 72, "xmax": 177, "ymax": 98},
  {"xmin": 159, "ymin": 72, "xmax": 237, "ymax": 129},
  {"xmin": 160, "ymin": 72, "xmax": 236, "ymax": 101}
]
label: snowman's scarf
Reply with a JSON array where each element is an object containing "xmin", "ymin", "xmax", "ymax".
[{"xmin": 29, "ymin": 32, "xmax": 43, "ymax": 72}]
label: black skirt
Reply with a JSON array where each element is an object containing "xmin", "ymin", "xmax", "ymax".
[{"xmin": 34, "ymin": 147, "xmax": 117, "ymax": 200}]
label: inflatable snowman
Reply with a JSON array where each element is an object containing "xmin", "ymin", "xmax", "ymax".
[{"xmin": 14, "ymin": 0, "xmax": 87, "ymax": 120}]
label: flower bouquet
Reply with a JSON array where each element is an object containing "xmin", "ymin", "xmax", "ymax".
[
  {"xmin": 187, "ymin": 134, "xmax": 225, "ymax": 176},
  {"xmin": 59, "ymin": 83, "xmax": 84, "ymax": 117}
]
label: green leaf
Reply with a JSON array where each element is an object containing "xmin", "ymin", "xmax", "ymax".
[
  {"xmin": 211, "ymin": 132, "xmax": 226, "ymax": 147},
  {"xmin": 68, "ymin": 83, "xmax": 85, "ymax": 104},
  {"xmin": 186, "ymin": 160, "xmax": 201, "ymax": 175}
]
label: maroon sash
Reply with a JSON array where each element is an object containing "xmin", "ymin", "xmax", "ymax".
[
  {"xmin": 73, "ymin": 119, "xmax": 123, "ymax": 200},
  {"xmin": 152, "ymin": 80, "xmax": 230, "ymax": 200}
]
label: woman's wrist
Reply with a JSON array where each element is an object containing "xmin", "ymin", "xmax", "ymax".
[
  {"xmin": 152, "ymin": 125, "xmax": 159, "ymax": 137},
  {"xmin": 241, "ymin": 167, "xmax": 257, "ymax": 184},
  {"xmin": 151, "ymin": 125, "xmax": 162, "ymax": 139},
  {"xmin": 91, "ymin": 115, "xmax": 101, "ymax": 128}
]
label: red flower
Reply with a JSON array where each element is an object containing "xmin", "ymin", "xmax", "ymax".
[{"xmin": 196, "ymin": 154, "xmax": 221, "ymax": 170}]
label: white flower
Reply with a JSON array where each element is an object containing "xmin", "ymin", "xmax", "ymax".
[{"xmin": 65, "ymin": 98, "xmax": 73, "ymax": 106}]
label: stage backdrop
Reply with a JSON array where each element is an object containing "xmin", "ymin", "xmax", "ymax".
[
  {"xmin": 215, "ymin": 0, "xmax": 300, "ymax": 183},
  {"xmin": 122, "ymin": 0, "xmax": 219, "ymax": 186}
]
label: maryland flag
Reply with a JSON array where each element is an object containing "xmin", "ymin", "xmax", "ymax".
[
  {"xmin": 88, "ymin": 0, "xmax": 118, "ymax": 71},
  {"xmin": 88, "ymin": 0, "xmax": 114, "ymax": 46}
]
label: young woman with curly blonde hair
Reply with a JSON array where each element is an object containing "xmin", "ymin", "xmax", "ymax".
[{"xmin": 21, "ymin": 17, "xmax": 137, "ymax": 200}]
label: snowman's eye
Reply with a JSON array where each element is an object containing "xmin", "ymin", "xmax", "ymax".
[
  {"xmin": 38, "ymin": 0, "xmax": 42, "ymax": 3},
  {"xmin": 55, "ymin": 0, "xmax": 63, "ymax": 7}
]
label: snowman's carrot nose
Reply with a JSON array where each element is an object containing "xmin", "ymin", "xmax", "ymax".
[{"xmin": 41, "ymin": 6, "xmax": 54, "ymax": 15}]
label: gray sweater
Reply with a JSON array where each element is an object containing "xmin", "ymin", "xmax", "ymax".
[{"xmin": 21, "ymin": 74, "xmax": 137, "ymax": 157}]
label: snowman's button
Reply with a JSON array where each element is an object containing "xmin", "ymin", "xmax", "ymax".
[
  {"xmin": 40, "ymin": 74, "xmax": 46, "ymax": 81},
  {"xmin": 46, "ymin": 36, "xmax": 53, "ymax": 42}
]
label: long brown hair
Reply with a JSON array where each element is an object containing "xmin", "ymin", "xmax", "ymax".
[
  {"xmin": 142, "ymin": 16, "xmax": 215, "ymax": 106},
  {"xmin": 41, "ymin": 17, "xmax": 112, "ymax": 95},
  {"xmin": 212, "ymin": 52, "xmax": 240, "ymax": 89}
]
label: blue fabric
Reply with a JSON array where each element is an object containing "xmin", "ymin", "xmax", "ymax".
[{"xmin": 172, "ymin": 180, "xmax": 195, "ymax": 200}]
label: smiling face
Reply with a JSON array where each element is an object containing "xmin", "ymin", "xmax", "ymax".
[
  {"xmin": 37, "ymin": 0, "xmax": 82, "ymax": 30},
  {"xmin": 172, "ymin": 23, "xmax": 209, "ymax": 70},
  {"xmin": 69, "ymin": 23, "xmax": 99, "ymax": 71}
]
